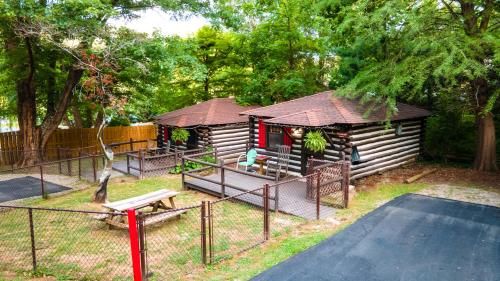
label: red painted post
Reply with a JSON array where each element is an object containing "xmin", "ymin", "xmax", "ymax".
[{"xmin": 127, "ymin": 209, "xmax": 143, "ymax": 281}]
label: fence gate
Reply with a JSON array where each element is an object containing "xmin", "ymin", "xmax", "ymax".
[
  {"xmin": 206, "ymin": 187, "xmax": 269, "ymax": 264},
  {"xmin": 306, "ymin": 159, "xmax": 350, "ymax": 209}
]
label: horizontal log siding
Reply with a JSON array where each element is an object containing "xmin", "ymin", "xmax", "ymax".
[
  {"xmin": 349, "ymin": 120, "xmax": 423, "ymax": 180},
  {"xmin": 249, "ymin": 117, "xmax": 425, "ymax": 179},
  {"xmin": 208, "ymin": 124, "xmax": 250, "ymax": 160}
]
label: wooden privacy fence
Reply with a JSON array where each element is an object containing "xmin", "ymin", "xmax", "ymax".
[{"xmin": 0, "ymin": 125, "xmax": 156, "ymax": 165}]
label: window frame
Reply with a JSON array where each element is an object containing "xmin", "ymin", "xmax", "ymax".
[{"xmin": 266, "ymin": 125, "xmax": 284, "ymax": 151}]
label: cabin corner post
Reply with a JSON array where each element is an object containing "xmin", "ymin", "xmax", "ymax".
[
  {"xmin": 249, "ymin": 117, "xmax": 255, "ymax": 149},
  {"xmin": 337, "ymin": 128, "xmax": 352, "ymax": 162}
]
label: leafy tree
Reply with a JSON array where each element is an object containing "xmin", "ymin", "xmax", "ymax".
[
  {"xmin": 194, "ymin": 26, "xmax": 245, "ymax": 100},
  {"xmin": 212, "ymin": 0, "xmax": 333, "ymax": 105},
  {"xmin": 322, "ymin": 0, "xmax": 499, "ymax": 171},
  {"xmin": 0, "ymin": 0, "xmax": 206, "ymax": 164}
]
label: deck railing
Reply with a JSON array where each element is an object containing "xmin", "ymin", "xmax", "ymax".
[{"xmin": 182, "ymin": 150, "xmax": 276, "ymax": 200}]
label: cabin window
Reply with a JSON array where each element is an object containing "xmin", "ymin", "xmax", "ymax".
[
  {"xmin": 395, "ymin": 123, "xmax": 403, "ymax": 136},
  {"xmin": 351, "ymin": 146, "xmax": 360, "ymax": 164},
  {"xmin": 267, "ymin": 126, "xmax": 283, "ymax": 150}
]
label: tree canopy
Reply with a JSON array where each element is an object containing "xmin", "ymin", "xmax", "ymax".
[{"xmin": 0, "ymin": 0, "xmax": 497, "ymax": 170}]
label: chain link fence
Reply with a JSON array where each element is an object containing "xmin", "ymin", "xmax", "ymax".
[
  {"xmin": 208, "ymin": 187, "xmax": 268, "ymax": 263},
  {"xmin": 140, "ymin": 205, "xmax": 204, "ymax": 281},
  {"xmin": 0, "ymin": 206, "xmax": 131, "ymax": 280}
]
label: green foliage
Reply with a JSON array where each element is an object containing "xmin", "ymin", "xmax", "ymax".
[
  {"xmin": 425, "ymin": 110, "xmax": 500, "ymax": 162},
  {"xmin": 323, "ymin": 0, "xmax": 498, "ymax": 113},
  {"xmin": 169, "ymin": 153, "xmax": 216, "ymax": 174},
  {"xmin": 108, "ymin": 115, "xmax": 131, "ymax": 127},
  {"xmin": 171, "ymin": 128, "xmax": 190, "ymax": 143},
  {"xmin": 425, "ymin": 114, "xmax": 476, "ymax": 160},
  {"xmin": 304, "ymin": 131, "xmax": 327, "ymax": 153}
]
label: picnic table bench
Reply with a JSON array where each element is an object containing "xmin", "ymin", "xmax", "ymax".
[{"xmin": 98, "ymin": 189, "xmax": 187, "ymax": 229}]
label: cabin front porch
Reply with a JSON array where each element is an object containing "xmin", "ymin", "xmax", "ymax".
[{"xmin": 182, "ymin": 151, "xmax": 350, "ymax": 220}]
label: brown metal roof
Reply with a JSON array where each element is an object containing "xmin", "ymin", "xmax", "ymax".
[
  {"xmin": 241, "ymin": 91, "xmax": 431, "ymax": 127},
  {"xmin": 155, "ymin": 98, "xmax": 259, "ymax": 127}
]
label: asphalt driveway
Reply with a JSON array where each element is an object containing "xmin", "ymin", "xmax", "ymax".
[
  {"xmin": 252, "ymin": 193, "xmax": 500, "ymax": 281},
  {"xmin": 0, "ymin": 176, "xmax": 70, "ymax": 203}
]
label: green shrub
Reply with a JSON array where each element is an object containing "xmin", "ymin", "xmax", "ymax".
[{"xmin": 169, "ymin": 151, "xmax": 216, "ymax": 174}]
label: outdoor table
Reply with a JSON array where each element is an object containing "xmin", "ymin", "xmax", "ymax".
[
  {"xmin": 101, "ymin": 189, "xmax": 186, "ymax": 228},
  {"xmin": 255, "ymin": 155, "xmax": 270, "ymax": 175}
]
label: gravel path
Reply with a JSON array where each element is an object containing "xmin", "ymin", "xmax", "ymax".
[{"xmin": 416, "ymin": 184, "xmax": 500, "ymax": 207}]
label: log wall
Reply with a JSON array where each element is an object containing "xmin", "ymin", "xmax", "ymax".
[
  {"xmin": 249, "ymin": 117, "xmax": 425, "ymax": 179},
  {"xmin": 207, "ymin": 124, "xmax": 250, "ymax": 160},
  {"xmin": 348, "ymin": 119, "xmax": 423, "ymax": 180},
  {"xmin": 158, "ymin": 124, "xmax": 251, "ymax": 160}
]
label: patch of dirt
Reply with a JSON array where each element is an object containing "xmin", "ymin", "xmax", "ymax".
[{"xmin": 354, "ymin": 162, "xmax": 500, "ymax": 191}]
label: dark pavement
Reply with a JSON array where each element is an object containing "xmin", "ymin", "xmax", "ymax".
[
  {"xmin": 252, "ymin": 194, "xmax": 500, "ymax": 281},
  {"xmin": 0, "ymin": 176, "xmax": 70, "ymax": 203}
]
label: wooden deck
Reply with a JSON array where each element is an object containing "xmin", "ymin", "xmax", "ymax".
[{"xmin": 185, "ymin": 170, "xmax": 335, "ymax": 219}]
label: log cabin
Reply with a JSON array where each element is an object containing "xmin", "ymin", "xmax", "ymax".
[
  {"xmin": 240, "ymin": 91, "xmax": 431, "ymax": 179},
  {"xmin": 155, "ymin": 98, "xmax": 259, "ymax": 159}
]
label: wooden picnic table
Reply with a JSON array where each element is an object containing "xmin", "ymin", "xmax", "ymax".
[{"xmin": 100, "ymin": 189, "xmax": 187, "ymax": 228}]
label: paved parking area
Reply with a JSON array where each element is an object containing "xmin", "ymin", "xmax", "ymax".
[
  {"xmin": 0, "ymin": 176, "xmax": 70, "ymax": 203},
  {"xmin": 252, "ymin": 194, "xmax": 500, "ymax": 281}
]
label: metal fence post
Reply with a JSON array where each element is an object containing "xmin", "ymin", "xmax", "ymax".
[
  {"xmin": 127, "ymin": 154, "xmax": 131, "ymax": 175},
  {"xmin": 92, "ymin": 155, "xmax": 97, "ymax": 183},
  {"xmin": 39, "ymin": 165, "xmax": 46, "ymax": 199},
  {"xmin": 220, "ymin": 159, "xmax": 225, "ymax": 198},
  {"xmin": 200, "ymin": 201, "xmax": 207, "ymax": 265},
  {"xmin": 174, "ymin": 147, "xmax": 178, "ymax": 165},
  {"xmin": 139, "ymin": 150, "xmax": 144, "ymax": 179},
  {"xmin": 207, "ymin": 201, "xmax": 213, "ymax": 264},
  {"xmin": 28, "ymin": 208, "xmax": 37, "ymax": 272},
  {"xmin": 67, "ymin": 158, "xmax": 72, "ymax": 176},
  {"xmin": 127, "ymin": 209, "xmax": 143, "ymax": 281},
  {"xmin": 274, "ymin": 184, "xmax": 280, "ymax": 213},
  {"xmin": 343, "ymin": 162, "xmax": 350, "ymax": 208},
  {"xmin": 181, "ymin": 157, "xmax": 186, "ymax": 190},
  {"xmin": 263, "ymin": 184, "xmax": 270, "ymax": 241},
  {"xmin": 57, "ymin": 148, "xmax": 62, "ymax": 174},
  {"xmin": 316, "ymin": 170, "xmax": 321, "ymax": 220},
  {"xmin": 137, "ymin": 212, "xmax": 147, "ymax": 280},
  {"xmin": 130, "ymin": 138, "xmax": 134, "ymax": 151},
  {"xmin": 78, "ymin": 152, "xmax": 82, "ymax": 180}
]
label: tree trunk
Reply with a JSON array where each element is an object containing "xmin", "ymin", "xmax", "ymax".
[
  {"xmin": 16, "ymin": 37, "xmax": 41, "ymax": 166},
  {"xmin": 17, "ymin": 79, "xmax": 41, "ymax": 166},
  {"xmin": 473, "ymin": 112, "xmax": 498, "ymax": 172},
  {"xmin": 40, "ymin": 68, "xmax": 84, "ymax": 148}
]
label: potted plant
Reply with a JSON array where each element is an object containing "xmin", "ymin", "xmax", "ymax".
[
  {"xmin": 171, "ymin": 128, "xmax": 190, "ymax": 145},
  {"xmin": 304, "ymin": 130, "xmax": 327, "ymax": 158}
]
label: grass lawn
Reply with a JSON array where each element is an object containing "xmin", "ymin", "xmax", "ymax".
[
  {"xmin": 0, "ymin": 175, "xmax": 302, "ymax": 281},
  {"xmin": 0, "ymin": 172, "xmax": 429, "ymax": 281}
]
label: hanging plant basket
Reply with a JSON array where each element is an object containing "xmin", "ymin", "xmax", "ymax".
[
  {"xmin": 304, "ymin": 131, "xmax": 327, "ymax": 153},
  {"xmin": 171, "ymin": 128, "xmax": 190, "ymax": 144}
]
